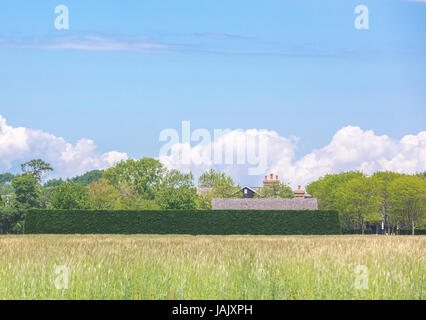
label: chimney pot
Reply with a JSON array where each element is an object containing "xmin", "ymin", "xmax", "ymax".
[
  {"xmin": 276, "ymin": 175, "xmax": 278, "ymax": 180},
  {"xmin": 270, "ymin": 173, "xmax": 273, "ymax": 179},
  {"xmin": 298, "ymin": 185, "xmax": 301, "ymax": 190}
]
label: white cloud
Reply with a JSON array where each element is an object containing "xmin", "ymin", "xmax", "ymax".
[
  {"xmin": 0, "ymin": 115, "xmax": 128, "ymax": 179},
  {"xmin": 1, "ymin": 34, "xmax": 172, "ymax": 53},
  {"xmin": 159, "ymin": 128, "xmax": 299, "ymax": 182},
  {"xmin": 277, "ymin": 127, "xmax": 426, "ymax": 187},
  {"xmin": 2, "ymin": 114, "xmax": 424, "ymax": 187},
  {"xmin": 159, "ymin": 125, "xmax": 426, "ymax": 188}
]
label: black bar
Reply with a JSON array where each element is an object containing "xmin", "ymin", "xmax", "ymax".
[{"xmin": 2, "ymin": 300, "xmax": 423, "ymax": 319}]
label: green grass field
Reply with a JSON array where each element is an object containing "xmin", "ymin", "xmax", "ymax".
[{"xmin": 0, "ymin": 235, "xmax": 424, "ymax": 300}]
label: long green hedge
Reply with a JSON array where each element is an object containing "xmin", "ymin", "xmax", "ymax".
[{"xmin": 24, "ymin": 209, "xmax": 341, "ymax": 235}]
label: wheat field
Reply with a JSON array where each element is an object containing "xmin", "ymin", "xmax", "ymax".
[{"xmin": 0, "ymin": 235, "xmax": 424, "ymax": 300}]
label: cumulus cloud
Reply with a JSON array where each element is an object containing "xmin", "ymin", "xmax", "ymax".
[
  {"xmin": 273, "ymin": 127, "xmax": 426, "ymax": 187},
  {"xmin": 160, "ymin": 128, "xmax": 299, "ymax": 182},
  {"xmin": 2, "ymin": 114, "xmax": 424, "ymax": 187},
  {"xmin": 0, "ymin": 115, "xmax": 128, "ymax": 179},
  {"xmin": 159, "ymin": 125, "xmax": 426, "ymax": 188}
]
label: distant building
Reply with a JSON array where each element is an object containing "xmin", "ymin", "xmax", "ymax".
[
  {"xmin": 201, "ymin": 173, "xmax": 318, "ymax": 210},
  {"xmin": 293, "ymin": 185, "xmax": 313, "ymax": 199},
  {"xmin": 262, "ymin": 173, "xmax": 280, "ymax": 187},
  {"xmin": 239, "ymin": 186, "xmax": 259, "ymax": 198}
]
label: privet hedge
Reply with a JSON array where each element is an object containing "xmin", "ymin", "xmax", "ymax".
[{"xmin": 24, "ymin": 209, "xmax": 341, "ymax": 235}]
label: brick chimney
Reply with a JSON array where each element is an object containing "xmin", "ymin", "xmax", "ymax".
[
  {"xmin": 263, "ymin": 173, "xmax": 280, "ymax": 187},
  {"xmin": 293, "ymin": 185, "xmax": 306, "ymax": 198}
]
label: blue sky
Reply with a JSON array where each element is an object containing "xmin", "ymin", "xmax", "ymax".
[{"xmin": 0, "ymin": 0, "xmax": 425, "ymax": 185}]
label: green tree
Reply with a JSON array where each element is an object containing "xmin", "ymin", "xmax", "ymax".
[
  {"xmin": 11, "ymin": 174, "xmax": 40, "ymax": 209},
  {"xmin": 103, "ymin": 158, "xmax": 165, "ymax": 200},
  {"xmin": 371, "ymin": 171, "xmax": 404, "ymax": 233},
  {"xmin": 0, "ymin": 182, "xmax": 14, "ymax": 198},
  {"xmin": 334, "ymin": 176, "xmax": 381, "ymax": 234},
  {"xmin": 197, "ymin": 169, "xmax": 240, "ymax": 209},
  {"xmin": 155, "ymin": 170, "xmax": 197, "ymax": 210},
  {"xmin": 39, "ymin": 186, "xmax": 57, "ymax": 209},
  {"xmin": 0, "ymin": 173, "xmax": 15, "ymax": 184},
  {"xmin": 306, "ymin": 171, "xmax": 366, "ymax": 210},
  {"xmin": 71, "ymin": 170, "xmax": 103, "ymax": 186},
  {"xmin": 388, "ymin": 176, "xmax": 426, "ymax": 235},
  {"xmin": 87, "ymin": 178, "xmax": 121, "ymax": 210},
  {"xmin": 0, "ymin": 207, "xmax": 25, "ymax": 234},
  {"xmin": 259, "ymin": 182, "xmax": 293, "ymax": 198},
  {"xmin": 198, "ymin": 169, "xmax": 239, "ymax": 197},
  {"xmin": 198, "ymin": 169, "xmax": 234, "ymax": 187},
  {"xmin": 49, "ymin": 182, "xmax": 90, "ymax": 209},
  {"xmin": 415, "ymin": 172, "xmax": 426, "ymax": 180},
  {"xmin": 21, "ymin": 159, "xmax": 53, "ymax": 184},
  {"xmin": 43, "ymin": 178, "xmax": 64, "ymax": 188},
  {"xmin": 114, "ymin": 182, "xmax": 160, "ymax": 210}
]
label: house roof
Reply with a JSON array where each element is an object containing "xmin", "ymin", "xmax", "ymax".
[
  {"xmin": 197, "ymin": 186, "xmax": 262, "ymax": 195},
  {"xmin": 232, "ymin": 186, "xmax": 261, "ymax": 196},
  {"xmin": 212, "ymin": 198, "xmax": 318, "ymax": 210},
  {"xmin": 242, "ymin": 186, "xmax": 260, "ymax": 194}
]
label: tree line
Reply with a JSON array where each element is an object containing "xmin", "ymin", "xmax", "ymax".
[
  {"xmin": 306, "ymin": 171, "xmax": 426, "ymax": 235},
  {"xmin": 0, "ymin": 158, "xmax": 292, "ymax": 233},
  {"xmin": 0, "ymin": 158, "xmax": 425, "ymax": 234}
]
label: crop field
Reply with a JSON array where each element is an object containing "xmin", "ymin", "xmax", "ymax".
[{"xmin": 0, "ymin": 235, "xmax": 424, "ymax": 300}]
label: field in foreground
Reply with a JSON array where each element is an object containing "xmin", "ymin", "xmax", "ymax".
[{"xmin": 0, "ymin": 235, "xmax": 424, "ymax": 299}]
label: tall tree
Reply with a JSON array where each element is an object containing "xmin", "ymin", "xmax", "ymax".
[
  {"xmin": 21, "ymin": 159, "xmax": 53, "ymax": 184},
  {"xmin": 389, "ymin": 176, "xmax": 426, "ymax": 235},
  {"xmin": 155, "ymin": 170, "xmax": 197, "ymax": 210},
  {"xmin": 334, "ymin": 176, "xmax": 381, "ymax": 234},
  {"xmin": 11, "ymin": 174, "xmax": 40, "ymax": 209},
  {"xmin": 198, "ymin": 169, "xmax": 239, "ymax": 197},
  {"xmin": 197, "ymin": 169, "xmax": 240, "ymax": 209},
  {"xmin": 103, "ymin": 158, "xmax": 165, "ymax": 200},
  {"xmin": 49, "ymin": 182, "xmax": 90, "ymax": 209},
  {"xmin": 87, "ymin": 178, "xmax": 120, "ymax": 210},
  {"xmin": 371, "ymin": 171, "xmax": 404, "ymax": 233},
  {"xmin": 198, "ymin": 169, "xmax": 234, "ymax": 188},
  {"xmin": 306, "ymin": 171, "xmax": 366, "ymax": 210}
]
